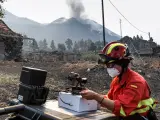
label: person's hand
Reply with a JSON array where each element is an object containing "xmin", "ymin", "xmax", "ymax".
[{"xmin": 80, "ymin": 89, "xmax": 98, "ymax": 100}]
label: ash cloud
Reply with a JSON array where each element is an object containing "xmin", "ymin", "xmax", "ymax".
[{"xmin": 66, "ymin": 0, "xmax": 85, "ymax": 19}]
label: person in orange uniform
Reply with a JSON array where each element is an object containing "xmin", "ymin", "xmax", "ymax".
[{"xmin": 80, "ymin": 42, "xmax": 158, "ymax": 120}]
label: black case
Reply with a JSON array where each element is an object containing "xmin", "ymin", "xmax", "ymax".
[
  {"xmin": 17, "ymin": 83, "xmax": 49, "ymax": 105},
  {"xmin": 20, "ymin": 66, "xmax": 47, "ymax": 86}
]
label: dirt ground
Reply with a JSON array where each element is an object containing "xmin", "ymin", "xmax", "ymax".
[{"xmin": 0, "ymin": 57, "xmax": 160, "ymax": 119}]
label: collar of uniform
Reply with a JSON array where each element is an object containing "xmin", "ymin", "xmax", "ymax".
[{"xmin": 118, "ymin": 68, "xmax": 131, "ymax": 86}]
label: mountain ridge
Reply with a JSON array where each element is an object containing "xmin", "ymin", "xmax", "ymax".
[{"xmin": 2, "ymin": 10, "xmax": 120, "ymax": 44}]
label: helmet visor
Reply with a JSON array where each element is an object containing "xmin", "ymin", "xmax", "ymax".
[{"xmin": 98, "ymin": 54, "xmax": 118, "ymax": 64}]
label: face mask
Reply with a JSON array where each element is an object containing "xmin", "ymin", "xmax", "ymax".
[{"xmin": 107, "ymin": 68, "xmax": 120, "ymax": 78}]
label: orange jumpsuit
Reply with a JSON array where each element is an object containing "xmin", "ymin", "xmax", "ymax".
[{"xmin": 107, "ymin": 68, "xmax": 154, "ymax": 117}]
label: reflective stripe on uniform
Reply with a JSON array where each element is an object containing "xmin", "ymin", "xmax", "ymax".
[
  {"xmin": 120, "ymin": 106, "xmax": 126, "ymax": 116},
  {"xmin": 137, "ymin": 98, "xmax": 154, "ymax": 108},
  {"xmin": 130, "ymin": 106, "xmax": 150, "ymax": 115},
  {"xmin": 153, "ymin": 103, "xmax": 157, "ymax": 109},
  {"xmin": 119, "ymin": 98, "xmax": 157, "ymax": 116},
  {"xmin": 106, "ymin": 43, "xmax": 125, "ymax": 55}
]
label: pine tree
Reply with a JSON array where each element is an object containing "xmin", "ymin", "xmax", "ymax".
[
  {"xmin": 58, "ymin": 43, "xmax": 66, "ymax": 51},
  {"xmin": 95, "ymin": 41, "xmax": 103, "ymax": 50},
  {"xmin": 73, "ymin": 41, "xmax": 79, "ymax": 52},
  {"xmin": 65, "ymin": 38, "xmax": 73, "ymax": 50},
  {"xmin": 133, "ymin": 36, "xmax": 136, "ymax": 40},
  {"xmin": 136, "ymin": 35, "xmax": 140, "ymax": 40},
  {"xmin": 38, "ymin": 40, "xmax": 43, "ymax": 50},
  {"xmin": 42, "ymin": 39, "xmax": 48, "ymax": 50},
  {"xmin": 0, "ymin": 0, "xmax": 5, "ymax": 18},
  {"xmin": 140, "ymin": 36, "xmax": 143, "ymax": 40},
  {"xmin": 30, "ymin": 39, "xmax": 38, "ymax": 51},
  {"xmin": 89, "ymin": 42, "xmax": 96, "ymax": 52},
  {"xmin": 50, "ymin": 40, "xmax": 56, "ymax": 51}
]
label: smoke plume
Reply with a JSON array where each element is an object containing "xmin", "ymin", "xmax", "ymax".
[{"xmin": 66, "ymin": 0, "xmax": 85, "ymax": 19}]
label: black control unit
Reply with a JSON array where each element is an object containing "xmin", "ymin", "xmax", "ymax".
[
  {"xmin": 18, "ymin": 66, "xmax": 49, "ymax": 105},
  {"xmin": 20, "ymin": 66, "xmax": 47, "ymax": 86},
  {"xmin": 18, "ymin": 83, "xmax": 49, "ymax": 105}
]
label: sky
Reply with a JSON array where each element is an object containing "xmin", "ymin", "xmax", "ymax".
[{"xmin": 2, "ymin": 0, "xmax": 160, "ymax": 44}]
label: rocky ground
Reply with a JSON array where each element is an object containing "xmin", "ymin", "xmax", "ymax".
[{"xmin": 0, "ymin": 56, "xmax": 159, "ymax": 119}]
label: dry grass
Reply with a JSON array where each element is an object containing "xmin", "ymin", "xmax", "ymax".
[
  {"xmin": 133, "ymin": 57, "xmax": 160, "ymax": 68},
  {"xmin": 0, "ymin": 73, "xmax": 19, "ymax": 85},
  {"xmin": 0, "ymin": 73, "xmax": 19, "ymax": 109},
  {"xmin": 61, "ymin": 61, "xmax": 96, "ymax": 72}
]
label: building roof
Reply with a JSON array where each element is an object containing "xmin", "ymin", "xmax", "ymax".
[{"xmin": 0, "ymin": 19, "xmax": 22, "ymax": 38}]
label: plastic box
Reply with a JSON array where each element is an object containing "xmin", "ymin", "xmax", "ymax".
[{"xmin": 58, "ymin": 92, "xmax": 98, "ymax": 112}]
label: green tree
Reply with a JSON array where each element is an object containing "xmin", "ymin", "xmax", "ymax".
[
  {"xmin": 0, "ymin": 0, "xmax": 5, "ymax": 18},
  {"xmin": 136, "ymin": 35, "xmax": 140, "ymax": 40},
  {"xmin": 133, "ymin": 36, "xmax": 136, "ymax": 40},
  {"xmin": 73, "ymin": 41, "xmax": 79, "ymax": 52},
  {"xmin": 89, "ymin": 42, "xmax": 96, "ymax": 52},
  {"xmin": 79, "ymin": 39, "xmax": 84, "ymax": 49},
  {"xmin": 86, "ymin": 39, "xmax": 93, "ymax": 51},
  {"xmin": 50, "ymin": 40, "xmax": 56, "ymax": 51},
  {"xmin": 140, "ymin": 36, "xmax": 143, "ymax": 40},
  {"xmin": 65, "ymin": 38, "xmax": 73, "ymax": 50},
  {"xmin": 38, "ymin": 40, "xmax": 43, "ymax": 50},
  {"xmin": 29, "ymin": 39, "xmax": 38, "ymax": 51},
  {"xmin": 58, "ymin": 43, "xmax": 66, "ymax": 51},
  {"xmin": 42, "ymin": 39, "xmax": 48, "ymax": 50},
  {"xmin": 95, "ymin": 41, "xmax": 103, "ymax": 51}
]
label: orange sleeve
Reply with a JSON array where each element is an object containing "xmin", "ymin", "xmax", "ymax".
[
  {"xmin": 113, "ymin": 82, "xmax": 144, "ymax": 116},
  {"xmin": 107, "ymin": 88, "xmax": 112, "ymax": 99},
  {"xmin": 107, "ymin": 77, "xmax": 118, "ymax": 100},
  {"xmin": 101, "ymin": 78, "xmax": 116, "ymax": 108}
]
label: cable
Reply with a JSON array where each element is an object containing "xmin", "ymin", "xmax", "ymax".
[{"xmin": 108, "ymin": 0, "xmax": 148, "ymax": 34}]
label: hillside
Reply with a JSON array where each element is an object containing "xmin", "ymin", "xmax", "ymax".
[{"xmin": 3, "ymin": 11, "xmax": 120, "ymax": 44}]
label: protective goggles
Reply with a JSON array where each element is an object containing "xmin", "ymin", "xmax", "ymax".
[
  {"xmin": 106, "ymin": 63, "xmax": 116, "ymax": 68},
  {"xmin": 98, "ymin": 54, "xmax": 118, "ymax": 65}
]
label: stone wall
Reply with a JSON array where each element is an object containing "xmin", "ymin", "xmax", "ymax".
[
  {"xmin": 23, "ymin": 51, "xmax": 81, "ymax": 62},
  {"xmin": 119, "ymin": 36, "xmax": 158, "ymax": 55}
]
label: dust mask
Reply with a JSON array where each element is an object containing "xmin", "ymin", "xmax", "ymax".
[{"xmin": 107, "ymin": 68, "xmax": 120, "ymax": 78}]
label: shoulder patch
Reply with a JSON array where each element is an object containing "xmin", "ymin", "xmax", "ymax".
[{"xmin": 130, "ymin": 84, "xmax": 138, "ymax": 88}]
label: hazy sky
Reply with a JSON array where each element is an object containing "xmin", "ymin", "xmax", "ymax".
[{"xmin": 3, "ymin": 0, "xmax": 160, "ymax": 44}]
